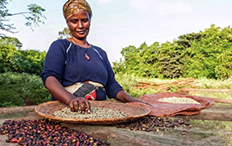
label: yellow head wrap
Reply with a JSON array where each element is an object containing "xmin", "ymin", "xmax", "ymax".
[{"xmin": 63, "ymin": 0, "xmax": 92, "ymax": 20}]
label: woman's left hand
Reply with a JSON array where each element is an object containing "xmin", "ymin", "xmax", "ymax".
[{"xmin": 116, "ymin": 90, "xmax": 151, "ymax": 106}]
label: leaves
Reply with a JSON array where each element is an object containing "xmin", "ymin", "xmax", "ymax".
[
  {"xmin": 0, "ymin": 36, "xmax": 22, "ymax": 49},
  {"xmin": 0, "ymin": 39, "xmax": 46, "ymax": 75},
  {"xmin": 0, "ymin": 72, "xmax": 50, "ymax": 107},
  {"xmin": 58, "ymin": 27, "xmax": 71, "ymax": 39},
  {"xmin": 0, "ymin": 0, "xmax": 46, "ymax": 35},
  {"xmin": 113, "ymin": 24, "xmax": 232, "ymax": 79},
  {"xmin": 215, "ymin": 50, "xmax": 232, "ymax": 79},
  {"xmin": 25, "ymin": 4, "xmax": 46, "ymax": 29}
]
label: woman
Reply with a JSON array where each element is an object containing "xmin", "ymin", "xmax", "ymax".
[{"xmin": 41, "ymin": 0, "xmax": 143, "ymax": 113}]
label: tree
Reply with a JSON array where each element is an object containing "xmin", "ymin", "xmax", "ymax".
[
  {"xmin": 113, "ymin": 24, "xmax": 232, "ymax": 79},
  {"xmin": 0, "ymin": 36, "xmax": 22, "ymax": 49},
  {"xmin": 58, "ymin": 27, "xmax": 70, "ymax": 39},
  {"xmin": 0, "ymin": 0, "xmax": 46, "ymax": 35},
  {"xmin": 183, "ymin": 25, "xmax": 232, "ymax": 79}
]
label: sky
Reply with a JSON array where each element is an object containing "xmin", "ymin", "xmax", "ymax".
[{"xmin": 2, "ymin": 0, "xmax": 232, "ymax": 63}]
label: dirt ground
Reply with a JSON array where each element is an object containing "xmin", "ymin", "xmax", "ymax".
[{"xmin": 0, "ymin": 105, "xmax": 232, "ymax": 146}]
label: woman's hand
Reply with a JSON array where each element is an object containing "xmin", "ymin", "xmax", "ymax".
[
  {"xmin": 116, "ymin": 90, "xmax": 152, "ymax": 106},
  {"xmin": 45, "ymin": 76, "xmax": 91, "ymax": 113},
  {"xmin": 116, "ymin": 90, "xmax": 141, "ymax": 102},
  {"xmin": 68, "ymin": 97, "xmax": 91, "ymax": 113}
]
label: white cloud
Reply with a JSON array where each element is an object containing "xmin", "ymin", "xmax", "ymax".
[
  {"xmin": 97, "ymin": 0, "xmax": 114, "ymax": 4},
  {"xmin": 129, "ymin": 0, "xmax": 193, "ymax": 15}
]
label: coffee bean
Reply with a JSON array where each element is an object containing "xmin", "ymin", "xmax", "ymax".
[
  {"xmin": 54, "ymin": 107, "xmax": 127, "ymax": 119},
  {"xmin": 0, "ymin": 119, "xmax": 110, "ymax": 146},
  {"xmin": 116, "ymin": 116, "xmax": 191, "ymax": 134}
]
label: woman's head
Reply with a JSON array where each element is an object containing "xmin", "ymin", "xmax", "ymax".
[
  {"xmin": 63, "ymin": 0, "xmax": 92, "ymax": 20},
  {"xmin": 63, "ymin": 0, "xmax": 92, "ymax": 41}
]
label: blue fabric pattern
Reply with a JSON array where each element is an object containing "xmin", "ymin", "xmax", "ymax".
[{"xmin": 41, "ymin": 39, "xmax": 123, "ymax": 100}]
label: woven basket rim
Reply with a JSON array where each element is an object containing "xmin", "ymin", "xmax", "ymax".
[{"xmin": 35, "ymin": 101, "xmax": 150, "ymax": 125}]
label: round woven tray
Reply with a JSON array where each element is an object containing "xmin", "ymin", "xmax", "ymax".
[{"xmin": 35, "ymin": 101, "xmax": 150, "ymax": 125}]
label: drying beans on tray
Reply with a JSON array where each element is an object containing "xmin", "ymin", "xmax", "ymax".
[
  {"xmin": 158, "ymin": 97, "xmax": 200, "ymax": 104},
  {"xmin": 0, "ymin": 119, "xmax": 110, "ymax": 146},
  {"xmin": 54, "ymin": 107, "xmax": 127, "ymax": 119},
  {"xmin": 115, "ymin": 116, "xmax": 191, "ymax": 134}
]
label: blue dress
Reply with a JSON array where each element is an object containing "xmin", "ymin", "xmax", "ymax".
[{"xmin": 41, "ymin": 39, "xmax": 123, "ymax": 100}]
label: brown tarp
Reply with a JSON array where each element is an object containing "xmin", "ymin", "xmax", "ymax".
[{"xmin": 128, "ymin": 92, "xmax": 214, "ymax": 117}]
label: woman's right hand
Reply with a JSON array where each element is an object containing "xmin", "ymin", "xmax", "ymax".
[
  {"xmin": 68, "ymin": 97, "xmax": 91, "ymax": 113},
  {"xmin": 45, "ymin": 76, "xmax": 91, "ymax": 114}
]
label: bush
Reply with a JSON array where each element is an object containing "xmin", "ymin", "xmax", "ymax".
[
  {"xmin": 0, "ymin": 43, "xmax": 46, "ymax": 75},
  {"xmin": 113, "ymin": 24, "xmax": 232, "ymax": 79},
  {"xmin": 0, "ymin": 72, "xmax": 50, "ymax": 107},
  {"xmin": 0, "ymin": 89, "xmax": 24, "ymax": 107}
]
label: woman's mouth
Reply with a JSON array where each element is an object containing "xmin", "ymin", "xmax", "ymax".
[{"xmin": 76, "ymin": 30, "xmax": 86, "ymax": 34}]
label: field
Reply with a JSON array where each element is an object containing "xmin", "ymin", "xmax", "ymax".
[
  {"xmin": 0, "ymin": 72, "xmax": 232, "ymax": 107},
  {"xmin": 115, "ymin": 73, "xmax": 232, "ymax": 101},
  {"xmin": 0, "ymin": 72, "xmax": 232, "ymax": 145}
]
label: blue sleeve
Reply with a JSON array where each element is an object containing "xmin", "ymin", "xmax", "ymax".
[
  {"xmin": 40, "ymin": 40, "xmax": 66, "ymax": 86},
  {"xmin": 104, "ymin": 53, "xmax": 123, "ymax": 98}
]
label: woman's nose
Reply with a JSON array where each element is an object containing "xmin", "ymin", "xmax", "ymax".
[{"xmin": 78, "ymin": 21, "xmax": 84, "ymax": 28}]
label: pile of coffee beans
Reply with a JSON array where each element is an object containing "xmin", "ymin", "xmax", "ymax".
[
  {"xmin": 158, "ymin": 97, "xmax": 200, "ymax": 104},
  {"xmin": 54, "ymin": 107, "xmax": 127, "ymax": 119},
  {"xmin": 116, "ymin": 116, "xmax": 191, "ymax": 134},
  {"xmin": 0, "ymin": 119, "xmax": 110, "ymax": 146}
]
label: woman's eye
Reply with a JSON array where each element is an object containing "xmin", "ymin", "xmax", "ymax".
[
  {"xmin": 82, "ymin": 19, "xmax": 89, "ymax": 22},
  {"xmin": 70, "ymin": 20, "xmax": 78, "ymax": 23}
]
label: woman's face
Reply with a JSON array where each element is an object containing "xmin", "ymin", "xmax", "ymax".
[{"xmin": 67, "ymin": 9, "xmax": 91, "ymax": 40}]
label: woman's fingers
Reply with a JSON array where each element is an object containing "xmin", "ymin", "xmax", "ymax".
[
  {"xmin": 69, "ymin": 97, "xmax": 91, "ymax": 113},
  {"xmin": 73, "ymin": 100, "xmax": 79, "ymax": 112},
  {"xmin": 79, "ymin": 100, "xmax": 86, "ymax": 113},
  {"xmin": 85, "ymin": 100, "xmax": 91, "ymax": 113}
]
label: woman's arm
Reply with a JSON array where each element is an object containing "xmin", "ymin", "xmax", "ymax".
[
  {"xmin": 45, "ymin": 76, "xmax": 91, "ymax": 113},
  {"xmin": 116, "ymin": 90, "xmax": 152, "ymax": 106},
  {"xmin": 116, "ymin": 90, "xmax": 141, "ymax": 102}
]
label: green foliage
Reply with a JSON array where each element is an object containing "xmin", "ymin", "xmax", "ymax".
[
  {"xmin": 157, "ymin": 41, "xmax": 185, "ymax": 78},
  {"xmin": 58, "ymin": 27, "xmax": 71, "ymax": 39},
  {"xmin": 115, "ymin": 74, "xmax": 232, "ymax": 100},
  {"xmin": 112, "ymin": 58, "xmax": 126, "ymax": 73},
  {"xmin": 117, "ymin": 42, "xmax": 160, "ymax": 78},
  {"xmin": 183, "ymin": 25, "xmax": 231, "ymax": 78},
  {"xmin": 25, "ymin": 4, "xmax": 46, "ymax": 28},
  {"xmin": 137, "ymin": 42, "xmax": 160, "ymax": 78},
  {"xmin": 9, "ymin": 49, "xmax": 46, "ymax": 75},
  {"xmin": 0, "ymin": 36, "xmax": 22, "ymax": 49},
  {"xmin": 113, "ymin": 24, "xmax": 232, "ymax": 79},
  {"xmin": 0, "ymin": 72, "xmax": 50, "ymax": 107},
  {"xmin": 0, "ymin": 43, "xmax": 17, "ymax": 72},
  {"xmin": 0, "ymin": 40, "xmax": 46, "ymax": 75},
  {"xmin": 120, "ymin": 45, "xmax": 140, "ymax": 75},
  {"xmin": 115, "ymin": 73, "xmax": 158, "ymax": 97},
  {"xmin": 0, "ymin": 0, "xmax": 46, "ymax": 35},
  {"xmin": 215, "ymin": 50, "xmax": 232, "ymax": 79}
]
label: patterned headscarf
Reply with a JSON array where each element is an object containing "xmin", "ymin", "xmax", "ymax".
[{"xmin": 63, "ymin": 0, "xmax": 92, "ymax": 20}]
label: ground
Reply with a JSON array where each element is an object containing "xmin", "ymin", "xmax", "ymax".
[{"xmin": 0, "ymin": 104, "xmax": 232, "ymax": 146}]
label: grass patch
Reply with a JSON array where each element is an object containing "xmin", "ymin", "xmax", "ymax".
[
  {"xmin": 1, "ymin": 72, "xmax": 232, "ymax": 107},
  {"xmin": 115, "ymin": 73, "xmax": 232, "ymax": 100}
]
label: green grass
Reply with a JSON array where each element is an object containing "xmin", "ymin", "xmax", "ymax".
[
  {"xmin": 193, "ymin": 77, "xmax": 232, "ymax": 89},
  {"xmin": 115, "ymin": 73, "xmax": 232, "ymax": 100},
  {"xmin": 0, "ymin": 72, "xmax": 231, "ymax": 107}
]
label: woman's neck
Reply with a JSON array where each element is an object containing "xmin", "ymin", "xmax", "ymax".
[{"xmin": 68, "ymin": 37, "xmax": 90, "ymax": 48}]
